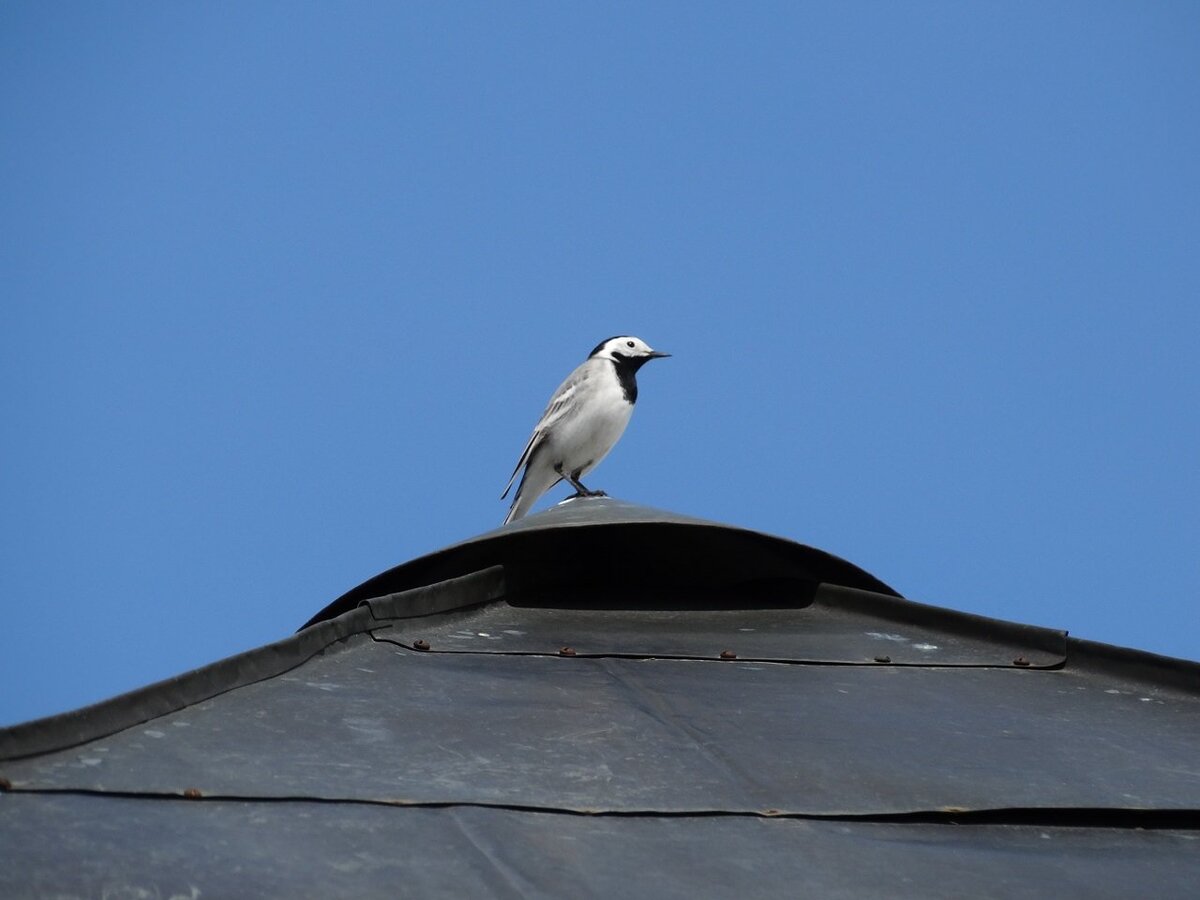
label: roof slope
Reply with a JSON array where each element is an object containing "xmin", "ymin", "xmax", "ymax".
[{"xmin": 2, "ymin": 499, "xmax": 1199, "ymax": 898}]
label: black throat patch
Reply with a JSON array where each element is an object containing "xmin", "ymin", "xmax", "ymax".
[{"xmin": 609, "ymin": 352, "xmax": 648, "ymax": 403}]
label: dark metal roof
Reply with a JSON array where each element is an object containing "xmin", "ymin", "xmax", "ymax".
[
  {"xmin": 5, "ymin": 795, "xmax": 1200, "ymax": 900},
  {"xmin": 3, "ymin": 499, "xmax": 1199, "ymax": 897},
  {"xmin": 302, "ymin": 498, "xmax": 904, "ymax": 627}
]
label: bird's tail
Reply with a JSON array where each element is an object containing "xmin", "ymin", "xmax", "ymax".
[
  {"xmin": 503, "ymin": 478, "xmax": 537, "ymax": 525},
  {"xmin": 503, "ymin": 463, "xmax": 560, "ymax": 525}
]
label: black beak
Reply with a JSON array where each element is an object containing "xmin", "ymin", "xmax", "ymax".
[{"xmin": 648, "ymin": 350, "xmax": 671, "ymax": 359}]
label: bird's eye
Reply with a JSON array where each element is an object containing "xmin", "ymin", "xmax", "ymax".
[{"xmin": 626, "ymin": 340, "xmax": 634, "ymax": 348}]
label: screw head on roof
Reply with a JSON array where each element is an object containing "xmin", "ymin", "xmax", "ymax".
[
  {"xmin": 719, "ymin": 650, "xmax": 737, "ymax": 660},
  {"xmin": 874, "ymin": 655, "xmax": 891, "ymax": 664},
  {"xmin": 413, "ymin": 640, "xmax": 430, "ymax": 652},
  {"xmin": 182, "ymin": 787, "xmax": 203, "ymax": 800},
  {"xmin": 558, "ymin": 646, "xmax": 577, "ymax": 657},
  {"xmin": 1013, "ymin": 656, "xmax": 1031, "ymax": 667}
]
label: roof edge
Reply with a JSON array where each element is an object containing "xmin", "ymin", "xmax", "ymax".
[
  {"xmin": 819, "ymin": 584, "xmax": 1067, "ymax": 667},
  {"xmin": 1066, "ymin": 634, "xmax": 1200, "ymax": 696},
  {"xmin": 0, "ymin": 567, "xmax": 507, "ymax": 762}
]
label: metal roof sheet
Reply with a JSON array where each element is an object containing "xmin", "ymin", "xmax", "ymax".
[
  {"xmin": 4, "ymin": 629, "xmax": 1194, "ymax": 815},
  {"xmin": 4, "ymin": 794, "xmax": 1200, "ymax": 900},
  {"xmin": 2, "ymin": 499, "xmax": 1199, "ymax": 897},
  {"xmin": 365, "ymin": 582, "xmax": 1067, "ymax": 667}
]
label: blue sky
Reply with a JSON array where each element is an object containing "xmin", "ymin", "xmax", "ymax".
[{"xmin": 2, "ymin": 2, "xmax": 1197, "ymax": 726}]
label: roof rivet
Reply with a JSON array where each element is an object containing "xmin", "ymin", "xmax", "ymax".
[
  {"xmin": 413, "ymin": 640, "xmax": 431, "ymax": 652},
  {"xmin": 719, "ymin": 650, "xmax": 737, "ymax": 660},
  {"xmin": 764, "ymin": 808, "xmax": 781, "ymax": 816},
  {"xmin": 1013, "ymin": 656, "xmax": 1031, "ymax": 667},
  {"xmin": 874, "ymin": 655, "xmax": 891, "ymax": 664},
  {"xmin": 0, "ymin": 777, "xmax": 12, "ymax": 792},
  {"xmin": 182, "ymin": 787, "xmax": 203, "ymax": 800},
  {"xmin": 558, "ymin": 646, "xmax": 577, "ymax": 657}
]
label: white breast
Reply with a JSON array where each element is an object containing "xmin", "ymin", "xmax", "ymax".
[{"xmin": 545, "ymin": 380, "xmax": 633, "ymax": 477}]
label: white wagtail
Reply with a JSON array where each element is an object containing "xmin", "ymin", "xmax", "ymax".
[{"xmin": 501, "ymin": 336, "xmax": 670, "ymax": 524}]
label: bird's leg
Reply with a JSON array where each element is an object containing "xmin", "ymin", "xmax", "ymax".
[
  {"xmin": 567, "ymin": 468, "xmax": 606, "ymax": 498},
  {"xmin": 554, "ymin": 463, "xmax": 606, "ymax": 498},
  {"xmin": 553, "ymin": 463, "xmax": 585, "ymax": 498}
]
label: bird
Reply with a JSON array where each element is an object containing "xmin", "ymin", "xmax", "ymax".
[{"xmin": 501, "ymin": 336, "xmax": 670, "ymax": 524}]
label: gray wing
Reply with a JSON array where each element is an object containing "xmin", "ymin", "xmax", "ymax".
[{"xmin": 500, "ymin": 360, "xmax": 595, "ymax": 499}]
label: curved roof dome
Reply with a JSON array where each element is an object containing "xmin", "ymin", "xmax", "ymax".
[{"xmin": 302, "ymin": 497, "xmax": 901, "ymax": 629}]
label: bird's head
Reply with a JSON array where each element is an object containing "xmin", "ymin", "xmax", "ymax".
[{"xmin": 589, "ymin": 336, "xmax": 671, "ymax": 368}]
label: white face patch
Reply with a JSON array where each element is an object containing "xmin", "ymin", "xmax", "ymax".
[{"xmin": 602, "ymin": 337, "xmax": 656, "ymax": 359}]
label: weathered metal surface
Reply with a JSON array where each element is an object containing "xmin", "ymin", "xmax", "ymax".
[
  {"xmin": 3, "ymin": 794, "xmax": 1200, "ymax": 900},
  {"xmin": 365, "ymin": 583, "xmax": 1065, "ymax": 667},
  {"xmin": 4, "ymin": 633, "xmax": 1197, "ymax": 815}
]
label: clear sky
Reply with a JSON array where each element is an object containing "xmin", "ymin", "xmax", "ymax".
[{"xmin": 2, "ymin": 2, "xmax": 1198, "ymax": 726}]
